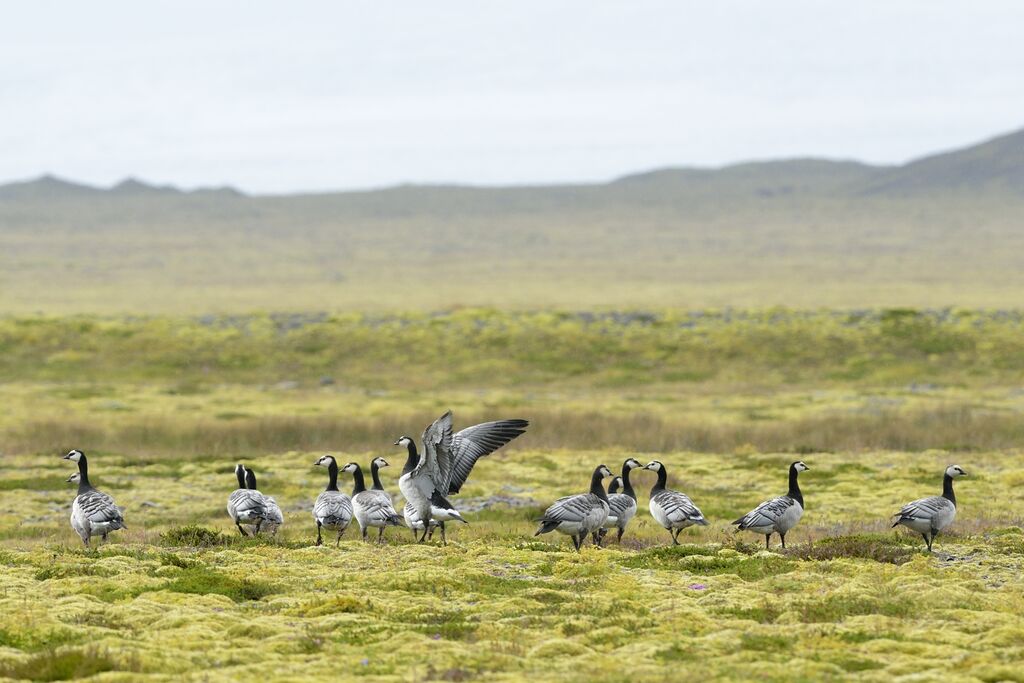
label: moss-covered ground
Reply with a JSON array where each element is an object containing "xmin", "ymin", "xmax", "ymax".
[{"xmin": 2, "ymin": 311, "xmax": 1024, "ymax": 681}]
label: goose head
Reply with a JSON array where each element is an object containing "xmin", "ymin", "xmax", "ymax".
[
  {"xmin": 65, "ymin": 472, "xmax": 81, "ymax": 484},
  {"xmin": 63, "ymin": 449, "xmax": 84, "ymax": 462},
  {"xmin": 945, "ymin": 464, "xmax": 968, "ymax": 478},
  {"xmin": 394, "ymin": 436, "xmax": 413, "ymax": 448},
  {"xmin": 643, "ymin": 460, "xmax": 664, "ymax": 472},
  {"xmin": 623, "ymin": 457, "xmax": 643, "ymax": 470},
  {"xmin": 372, "ymin": 457, "xmax": 390, "ymax": 469},
  {"xmin": 596, "ymin": 464, "xmax": 613, "ymax": 478},
  {"xmin": 314, "ymin": 455, "xmax": 336, "ymax": 468},
  {"xmin": 608, "ymin": 476, "xmax": 623, "ymax": 493},
  {"xmin": 340, "ymin": 462, "xmax": 359, "ymax": 474},
  {"xmin": 792, "ymin": 461, "xmax": 810, "ymax": 472}
]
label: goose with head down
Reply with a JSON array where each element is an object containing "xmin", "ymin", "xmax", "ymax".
[
  {"xmin": 892, "ymin": 464, "xmax": 967, "ymax": 552},
  {"xmin": 62, "ymin": 450, "xmax": 125, "ymax": 547},
  {"xmin": 396, "ymin": 411, "xmax": 528, "ymax": 543},
  {"xmin": 312, "ymin": 455, "xmax": 353, "ymax": 546},
  {"xmin": 227, "ymin": 463, "xmax": 269, "ymax": 536},
  {"xmin": 534, "ymin": 464, "xmax": 613, "ymax": 551},
  {"xmin": 642, "ymin": 460, "xmax": 709, "ymax": 545},
  {"xmin": 732, "ymin": 461, "xmax": 809, "ymax": 549}
]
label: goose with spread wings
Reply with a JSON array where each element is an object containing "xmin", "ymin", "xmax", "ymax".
[
  {"xmin": 63, "ymin": 450, "xmax": 126, "ymax": 547},
  {"xmin": 396, "ymin": 411, "xmax": 528, "ymax": 543}
]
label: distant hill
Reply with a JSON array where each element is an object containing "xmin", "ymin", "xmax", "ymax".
[{"xmin": 1, "ymin": 128, "xmax": 1023, "ymax": 314}]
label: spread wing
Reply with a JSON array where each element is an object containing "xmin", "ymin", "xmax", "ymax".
[
  {"xmin": 733, "ymin": 495, "xmax": 795, "ymax": 529},
  {"xmin": 446, "ymin": 418, "xmax": 529, "ymax": 494},
  {"xmin": 77, "ymin": 489, "xmax": 124, "ymax": 525},
  {"xmin": 539, "ymin": 493, "xmax": 603, "ymax": 523},
  {"xmin": 895, "ymin": 495, "xmax": 952, "ymax": 522},
  {"xmin": 412, "ymin": 411, "xmax": 454, "ymax": 495}
]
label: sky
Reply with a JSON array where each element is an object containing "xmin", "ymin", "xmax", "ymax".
[{"xmin": 2, "ymin": 1, "xmax": 1023, "ymax": 194}]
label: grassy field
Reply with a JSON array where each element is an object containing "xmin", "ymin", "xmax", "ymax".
[{"xmin": 2, "ymin": 310, "xmax": 1024, "ymax": 681}]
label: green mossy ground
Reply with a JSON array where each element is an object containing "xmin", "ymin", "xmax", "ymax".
[
  {"xmin": 2, "ymin": 312, "xmax": 1024, "ymax": 681},
  {"xmin": 2, "ymin": 447, "xmax": 1023, "ymax": 681}
]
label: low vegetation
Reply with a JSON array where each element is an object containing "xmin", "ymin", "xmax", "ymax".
[{"xmin": 2, "ymin": 310, "xmax": 1023, "ymax": 680}]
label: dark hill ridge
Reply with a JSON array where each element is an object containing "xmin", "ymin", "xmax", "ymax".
[{"xmin": 1, "ymin": 126, "xmax": 1022, "ymax": 202}]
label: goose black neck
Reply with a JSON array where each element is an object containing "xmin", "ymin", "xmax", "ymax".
[
  {"xmin": 235, "ymin": 467, "xmax": 246, "ymax": 489},
  {"xmin": 620, "ymin": 464, "xmax": 637, "ymax": 500},
  {"xmin": 371, "ymin": 462, "xmax": 385, "ymax": 490},
  {"xmin": 590, "ymin": 468, "xmax": 609, "ymax": 502},
  {"xmin": 942, "ymin": 473, "xmax": 956, "ymax": 505},
  {"xmin": 651, "ymin": 466, "xmax": 668, "ymax": 494},
  {"xmin": 788, "ymin": 465, "xmax": 804, "ymax": 507},
  {"xmin": 401, "ymin": 442, "xmax": 419, "ymax": 475},
  {"xmin": 245, "ymin": 470, "xmax": 257, "ymax": 490},
  {"xmin": 351, "ymin": 465, "xmax": 366, "ymax": 494},
  {"xmin": 325, "ymin": 460, "xmax": 339, "ymax": 492},
  {"xmin": 77, "ymin": 455, "xmax": 91, "ymax": 489}
]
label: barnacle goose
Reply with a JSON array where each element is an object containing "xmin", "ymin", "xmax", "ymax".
[
  {"xmin": 534, "ymin": 464, "xmax": 613, "ymax": 551},
  {"xmin": 244, "ymin": 467, "xmax": 284, "ymax": 536},
  {"xmin": 342, "ymin": 462, "xmax": 403, "ymax": 543},
  {"xmin": 642, "ymin": 460, "xmax": 709, "ymax": 544},
  {"xmin": 599, "ymin": 458, "xmax": 642, "ymax": 544},
  {"xmin": 227, "ymin": 463, "xmax": 269, "ymax": 536},
  {"xmin": 892, "ymin": 464, "xmax": 967, "ymax": 551},
  {"xmin": 62, "ymin": 450, "xmax": 125, "ymax": 547},
  {"xmin": 370, "ymin": 457, "xmax": 391, "ymax": 492},
  {"xmin": 396, "ymin": 411, "xmax": 528, "ymax": 543},
  {"xmin": 732, "ymin": 461, "xmax": 809, "ymax": 549},
  {"xmin": 312, "ymin": 455, "xmax": 354, "ymax": 546}
]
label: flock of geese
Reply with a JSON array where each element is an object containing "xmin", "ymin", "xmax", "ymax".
[{"xmin": 59, "ymin": 411, "xmax": 970, "ymax": 554}]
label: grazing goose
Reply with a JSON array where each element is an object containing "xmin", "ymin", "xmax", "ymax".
[
  {"xmin": 732, "ymin": 461, "xmax": 809, "ymax": 549},
  {"xmin": 62, "ymin": 450, "xmax": 126, "ymax": 547},
  {"xmin": 534, "ymin": 464, "xmax": 613, "ymax": 551},
  {"xmin": 244, "ymin": 467, "xmax": 284, "ymax": 536},
  {"xmin": 312, "ymin": 455, "xmax": 353, "ymax": 546},
  {"xmin": 600, "ymin": 458, "xmax": 643, "ymax": 544},
  {"xmin": 227, "ymin": 463, "xmax": 269, "ymax": 536},
  {"xmin": 342, "ymin": 462, "xmax": 403, "ymax": 543},
  {"xmin": 643, "ymin": 460, "xmax": 709, "ymax": 545},
  {"xmin": 892, "ymin": 464, "xmax": 967, "ymax": 551},
  {"xmin": 395, "ymin": 411, "xmax": 528, "ymax": 542}
]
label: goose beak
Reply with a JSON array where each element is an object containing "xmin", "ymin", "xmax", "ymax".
[
  {"xmin": 62, "ymin": 453, "xmax": 72, "ymax": 460},
  {"xmin": 393, "ymin": 440, "xmax": 401, "ymax": 446}
]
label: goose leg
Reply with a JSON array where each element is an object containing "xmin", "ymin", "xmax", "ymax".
[
  {"xmin": 335, "ymin": 528, "xmax": 344, "ymax": 547},
  {"xmin": 671, "ymin": 528, "xmax": 680, "ymax": 545},
  {"xmin": 439, "ymin": 522, "xmax": 447, "ymax": 546},
  {"xmin": 362, "ymin": 526, "xmax": 369, "ymax": 542},
  {"xmin": 926, "ymin": 532, "xmax": 935, "ymax": 552},
  {"xmin": 254, "ymin": 519, "xmax": 263, "ymax": 536},
  {"xmin": 592, "ymin": 531, "xmax": 602, "ymax": 547},
  {"xmin": 316, "ymin": 521, "xmax": 323, "ymax": 546},
  {"xmin": 236, "ymin": 523, "xmax": 249, "ymax": 537},
  {"xmin": 417, "ymin": 528, "xmax": 429, "ymax": 543},
  {"xmin": 378, "ymin": 527, "xmax": 386, "ymax": 545},
  {"xmin": 780, "ymin": 533, "xmax": 786, "ymax": 549},
  {"xmin": 617, "ymin": 527, "xmax": 625, "ymax": 543},
  {"xmin": 571, "ymin": 534, "xmax": 581, "ymax": 551},
  {"xmin": 765, "ymin": 534, "xmax": 771, "ymax": 550}
]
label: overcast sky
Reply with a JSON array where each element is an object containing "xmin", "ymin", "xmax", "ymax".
[{"xmin": 2, "ymin": 2, "xmax": 1023, "ymax": 194}]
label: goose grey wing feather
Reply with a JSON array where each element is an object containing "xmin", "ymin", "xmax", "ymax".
[
  {"xmin": 734, "ymin": 496, "xmax": 795, "ymax": 528},
  {"xmin": 895, "ymin": 495, "xmax": 953, "ymax": 521},
  {"xmin": 77, "ymin": 489, "xmax": 124, "ymax": 526},
  {"xmin": 446, "ymin": 419, "xmax": 529, "ymax": 494},
  {"xmin": 228, "ymin": 489, "xmax": 267, "ymax": 517},
  {"xmin": 355, "ymin": 491, "xmax": 401, "ymax": 524},
  {"xmin": 314, "ymin": 491, "xmax": 352, "ymax": 525},
  {"xmin": 607, "ymin": 493, "xmax": 636, "ymax": 518},
  {"xmin": 652, "ymin": 490, "xmax": 703, "ymax": 523},
  {"xmin": 540, "ymin": 493, "xmax": 602, "ymax": 522},
  {"xmin": 413, "ymin": 411, "xmax": 454, "ymax": 493}
]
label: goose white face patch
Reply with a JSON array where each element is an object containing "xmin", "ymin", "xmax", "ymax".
[
  {"xmin": 625, "ymin": 458, "xmax": 642, "ymax": 469},
  {"xmin": 946, "ymin": 465, "xmax": 967, "ymax": 478},
  {"xmin": 341, "ymin": 463, "xmax": 357, "ymax": 473},
  {"xmin": 645, "ymin": 461, "xmax": 662, "ymax": 472},
  {"xmin": 397, "ymin": 437, "xmax": 412, "ymax": 447},
  {"xmin": 65, "ymin": 450, "xmax": 83, "ymax": 462},
  {"xmin": 66, "ymin": 473, "xmax": 80, "ymax": 483},
  {"xmin": 795, "ymin": 461, "xmax": 809, "ymax": 472}
]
